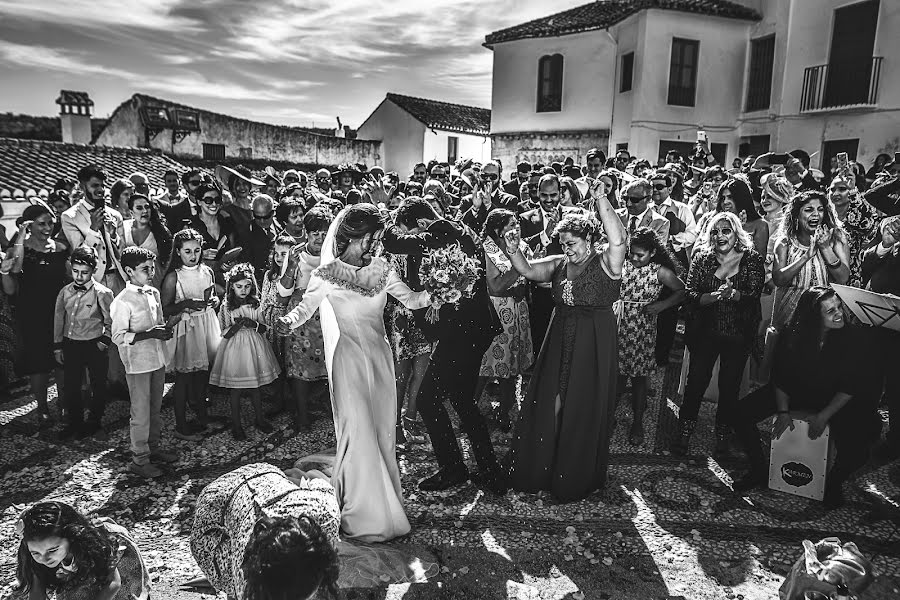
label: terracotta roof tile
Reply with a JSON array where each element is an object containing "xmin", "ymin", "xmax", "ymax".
[
  {"xmin": 0, "ymin": 138, "xmax": 188, "ymax": 198},
  {"xmin": 484, "ymin": 0, "xmax": 760, "ymax": 47},
  {"xmin": 385, "ymin": 93, "xmax": 491, "ymax": 135}
]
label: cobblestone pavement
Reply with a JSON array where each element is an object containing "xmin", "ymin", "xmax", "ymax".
[{"xmin": 1, "ymin": 360, "xmax": 899, "ymax": 599}]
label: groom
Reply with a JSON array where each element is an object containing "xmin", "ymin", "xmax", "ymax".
[{"xmin": 381, "ymin": 197, "xmax": 508, "ymax": 495}]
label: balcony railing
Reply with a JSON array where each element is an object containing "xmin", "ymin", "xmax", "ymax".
[{"xmin": 800, "ymin": 56, "xmax": 883, "ymax": 112}]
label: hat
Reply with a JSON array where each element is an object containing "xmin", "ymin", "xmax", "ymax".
[
  {"xmin": 369, "ymin": 166, "xmax": 385, "ymax": 177},
  {"xmin": 215, "ymin": 165, "xmax": 264, "ymax": 189},
  {"xmin": 333, "ymin": 163, "xmax": 364, "ymax": 183},
  {"xmin": 760, "ymin": 172, "xmax": 793, "ymax": 205},
  {"xmin": 16, "ymin": 198, "xmax": 55, "ymax": 226}
]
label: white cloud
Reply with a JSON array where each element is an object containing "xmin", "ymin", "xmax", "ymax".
[{"xmin": 0, "ymin": 0, "xmax": 200, "ymax": 31}]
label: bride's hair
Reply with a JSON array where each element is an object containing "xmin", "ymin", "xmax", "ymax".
[
  {"xmin": 334, "ymin": 203, "xmax": 386, "ymax": 257},
  {"xmin": 241, "ymin": 515, "xmax": 339, "ymax": 600}
]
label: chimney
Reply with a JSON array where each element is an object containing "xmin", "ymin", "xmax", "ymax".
[
  {"xmin": 335, "ymin": 116, "xmax": 345, "ymax": 138},
  {"xmin": 56, "ymin": 90, "xmax": 94, "ymax": 144}
]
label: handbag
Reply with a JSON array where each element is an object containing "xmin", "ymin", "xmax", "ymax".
[{"xmin": 779, "ymin": 537, "xmax": 873, "ymax": 600}]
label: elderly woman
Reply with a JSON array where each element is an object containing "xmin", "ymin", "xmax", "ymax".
[
  {"xmin": 771, "ymin": 191, "xmax": 849, "ymax": 333},
  {"xmin": 475, "ymin": 209, "xmax": 534, "ymax": 431},
  {"xmin": 828, "ymin": 173, "xmax": 881, "ymax": 288},
  {"xmin": 276, "ymin": 195, "xmax": 307, "ymax": 246},
  {"xmin": 673, "ymin": 211, "xmax": 764, "ymax": 457},
  {"xmin": 730, "ymin": 287, "xmax": 883, "ymax": 508},
  {"xmin": 506, "ymin": 185, "xmax": 626, "ymax": 502},
  {"xmin": 697, "ymin": 178, "xmax": 768, "ymax": 256}
]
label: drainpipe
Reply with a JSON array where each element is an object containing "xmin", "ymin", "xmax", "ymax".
[{"xmin": 606, "ymin": 28, "xmax": 618, "ymax": 156}]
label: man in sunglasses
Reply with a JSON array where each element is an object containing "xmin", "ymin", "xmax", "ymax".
[
  {"xmin": 314, "ymin": 168, "xmax": 332, "ymax": 195},
  {"xmin": 503, "ymin": 160, "xmax": 532, "ymax": 196},
  {"xmin": 158, "ymin": 169, "xmax": 205, "ymax": 231},
  {"xmin": 429, "ymin": 163, "xmax": 450, "ymax": 186},
  {"xmin": 242, "ymin": 194, "xmax": 282, "ymax": 285},
  {"xmin": 459, "ymin": 160, "xmax": 518, "ymax": 232},
  {"xmin": 616, "ymin": 179, "xmax": 669, "ymax": 243}
]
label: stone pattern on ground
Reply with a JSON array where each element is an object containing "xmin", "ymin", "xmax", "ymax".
[{"xmin": 0, "ymin": 362, "xmax": 898, "ymax": 599}]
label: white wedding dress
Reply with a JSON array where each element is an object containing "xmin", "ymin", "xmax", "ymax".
[{"xmin": 280, "ymin": 211, "xmax": 430, "ymax": 542}]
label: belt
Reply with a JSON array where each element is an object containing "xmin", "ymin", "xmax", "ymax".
[{"xmin": 556, "ymin": 305, "xmax": 614, "ymax": 318}]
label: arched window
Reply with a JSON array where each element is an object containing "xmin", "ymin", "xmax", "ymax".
[{"xmin": 537, "ymin": 54, "xmax": 563, "ymax": 112}]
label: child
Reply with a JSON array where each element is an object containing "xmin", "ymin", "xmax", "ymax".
[
  {"xmin": 617, "ymin": 227, "xmax": 686, "ymax": 445},
  {"xmin": 161, "ymin": 229, "xmax": 222, "ymax": 441},
  {"xmin": 277, "ymin": 206, "xmax": 333, "ymax": 431},
  {"xmin": 15, "ymin": 501, "xmax": 151, "ymax": 600},
  {"xmin": 53, "ymin": 247, "xmax": 114, "ymax": 441},
  {"xmin": 210, "ymin": 263, "xmax": 281, "ymax": 440},
  {"xmin": 111, "ymin": 246, "xmax": 177, "ymax": 478},
  {"xmin": 260, "ymin": 234, "xmax": 293, "ymax": 411}
]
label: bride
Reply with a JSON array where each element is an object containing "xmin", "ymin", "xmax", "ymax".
[{"xmin": 276, "ymin": 203, "xmax": 430, "ymax": 542}]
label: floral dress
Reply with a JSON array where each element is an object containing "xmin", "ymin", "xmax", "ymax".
[
  {"xmin": 617, "ymin": 261, "xmax": 662, "ymax": 377},
  {"xmin": 283, "ymin": 247, "xmax": 327, "ymax": 381},
  {"xmin": 385, "ymin": 254, "xmax": 433, "ymax": 360},
  {"xmin": 771, "ymin": 237, "xmax": 830, "ymax": 331},
  {"xmin": 478, "ymin": 238, "xmax": 533, "ymax": 378},
  {"xmin": 260, "ymin": 270, "xmax": 288, "ymax": 370},
  {"xmin": 54, "ymin": 518, "xmax": 151, "ymax": 600},
  {"xmin": 841, "ymin": 195, "xmax": 882, "ymax": 288}
]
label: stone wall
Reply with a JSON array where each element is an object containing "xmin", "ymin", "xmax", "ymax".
[
  {"xmin": 96, "ymin": 101, "xmax": 381, "ymax": 167},
  {"xmin": 491, "ymin": 130, "xmax": 610, "ymax": 169}
]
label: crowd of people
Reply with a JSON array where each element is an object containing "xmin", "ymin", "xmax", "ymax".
[{"xmin": 7, "ymin": 143, "xmax": 900, "ymax": 599}]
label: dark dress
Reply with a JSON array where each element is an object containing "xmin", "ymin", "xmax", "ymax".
[
  {"xmin": 510, "ymin": 253, "xmax": 621, "ymax": 502},
  {"xmin": 16, "ymin": 246, "xmax": 68, "ymax": 375}
]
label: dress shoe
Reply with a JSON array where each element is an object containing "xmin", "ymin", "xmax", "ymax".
[
  {"xmin": 418, "ymin": 466, "xmax": 469, "ymax": 492},
  {"xmin": 128, "ymin": 462, "xmax": 163, "ymax": 478},
  {"xmin": 149, "ymin": 449, "xmax": 179, "ymax": 464}
]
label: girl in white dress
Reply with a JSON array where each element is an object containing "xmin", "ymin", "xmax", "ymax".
[
  {"xmin": 162, "ymin": 229, "xmax": 222, "ymax": 440},
  {"xmin": 277, "ymin": 204, "xmax": 430, "ymax": 542},
  {"xmin": 211, "ymin": 263, "xmax": 281, "ymax": 440}
]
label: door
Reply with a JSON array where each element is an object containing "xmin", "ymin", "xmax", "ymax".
[{"xmin": 825, "ymin": 0, "xmax": 879, "ymax": 107}]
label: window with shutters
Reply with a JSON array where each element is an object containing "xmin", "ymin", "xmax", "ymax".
[
  {"xmin": 667, "ymin": 38, "xmax": 699, "ymax": 107},
  {"xmin": 536, "ymin": 54, "xmax": 563, "ymax": 112},
  {"xmin": 202, "ymin": 143, "xmax": 225, "ymax": 160},
  {"xmin": 620, "ymin": 52, "xmax": 634, "ymax": 93},
  {"xmin": 746, "ymin": 35, "xmax": 775, "ymax": 111}
]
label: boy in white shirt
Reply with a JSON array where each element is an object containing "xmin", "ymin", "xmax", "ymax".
[{"xmin": 111, "ymin": 247, "xmax": 176, "ymax": 478}]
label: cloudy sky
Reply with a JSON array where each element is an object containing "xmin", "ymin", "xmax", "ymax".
[{"xmin": 0, "ymin": 0, "xmax": 586, "ymax": 128}]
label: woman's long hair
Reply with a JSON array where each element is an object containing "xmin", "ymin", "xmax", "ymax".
[
  {"xmin": 16, "ymin": 502, "xmax": 116, "ymax": 594},
  {"xmin": 128, "ymin": 194, "xmax": 173, "ymax": 265},
  {"xmin": 480, "ymin": 208, "xmax": 517, "ymax": 246},
  {"xmin": 241, "ymin": 515, "xmax": 339, "ymax": 600},
  {"xmin": 165, "ymin": 228, "xmax": 205, "ymax": 276},
  {"xmin": 785, "ymin": 285, "xmax": 838, "ymax": 359},
  {"xmin": 109, "ymin": 178, "xmax": 133, "ymax": 211},
  {"xmin": 334, "ymin": 203, "xmax": 386, "ymax": 257},
  {"xmin": 779, "ymin": 190, "xmax": 843, "ymax": 244},
  {"xmin": 700, "ymin": 211, "xmax": 755, "ymax": 253},
  {"xmin": 559, "ymin": 176, "xmax": 583, "ymax": 206},
  {"xmin": 630, "ymin": 227, "xmax": 682, "ymax": 276},
  {"xmin": 717, "ymin": 178, "xmax": 760, "ymax": 223}
]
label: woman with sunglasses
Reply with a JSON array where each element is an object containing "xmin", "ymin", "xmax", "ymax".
[
  {"xmin": 828, "ymin": 173, "xmax": 881, "ymax": 288},
  {"xmin": 190, "ymin": 182, "xmax": 238, "ymax": 289}
]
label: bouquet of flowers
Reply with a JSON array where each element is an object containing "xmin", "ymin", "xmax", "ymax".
[{"xmin": 420, "ymin": 243, "xmax": 481, "ymax": 322}]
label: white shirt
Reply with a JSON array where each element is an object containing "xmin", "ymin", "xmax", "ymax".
[{"xmin": 111, "ymin": 283, "xmax": 168, "ymax": 374}]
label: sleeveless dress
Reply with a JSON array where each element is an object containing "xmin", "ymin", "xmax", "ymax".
[
  {"xmin": 617, "ymin": 261, "xmax": 662, "ymax": 377},
  {"xmin": 771, "ymin": 237, "xmax": 830, "ymax": 331},
  {"xmin": 16, "ymin": 246, "xmax": 68, "ymax": 375},
  {"xmin": 479, "ymin": 238, "xmax": 533, "ymax": 378},
  {"xmin": 190, "ymin": 463, "xmax": 340, "ymax": 600},
  {"xmin": 509, "ymin": 253, "xmax": 621, "ymax": 502},
  {"xmin": 209, "ymin": 303, "xmax": 280, "ymax": 388},
  {"xmin": 168, "ymin": 264, "xmax": 221, "ymax": 373},
  {"xmin": 123, "ymin": 221, "xmax": 164, "ymax": 289},
  {"xmin": 283, "ymin": 247, "xmax": 327, "ymax": 381},
  {"xmin": 54, "ymin": 518, "xmax": 151, "ymax": 600}
]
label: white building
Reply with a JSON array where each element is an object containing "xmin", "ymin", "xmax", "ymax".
[
  {"xmin": 357, "ymin": 93, "xmax": 491, "ymax": 177},
  {"xmin": 485, "ymin": 0, "xmax": 900, "ymax": 172}
]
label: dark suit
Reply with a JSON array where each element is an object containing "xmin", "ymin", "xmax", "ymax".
[
  {"xmin": 383, "ymin": 220, "xmax": 504, "ymax": 477},
  {"xmin": 458, "ymin": 189, "xmax": 520, "ymax": 232},
  {"xmin": 517, "ymin": 207, "xmax": 561, "ymax": 354},
  {"xmin": 503, "ymin": 178, "xmax": 523, "ymax": 197},
  {"xmin": 158, "ymin": 199, "xmax": 196, "ymax": 233}
]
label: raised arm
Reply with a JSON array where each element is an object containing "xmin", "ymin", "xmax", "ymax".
[
  {"xmin": 384, "ymin": 269, "xmax": 430, "ymax": 309},
  {"xmin": 772, "ymin": 238, "xmax": 813, "ymax": 287},
  {"xmin": 501, "ymin": 228, "xmax": 562, "ymax": 283},
  {"xmin": 381, "ymin": 224, "xmax": 451, "ymax": 256},
  {"xmin": 590, "ymin": 184, "xmax": 626, "ymax": 277},
  {"xmin": 276, "ymin": 272, "xmax": 332, "ymax": 333}
]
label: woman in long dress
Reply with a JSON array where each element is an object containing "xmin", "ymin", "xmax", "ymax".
[
  {"xmin": 505, "ymin": 185, "xmax": 626, "ymax": 502},
  {"xmin": 277, "ymin": 204, "xmax": 430, "ymax": 542}
]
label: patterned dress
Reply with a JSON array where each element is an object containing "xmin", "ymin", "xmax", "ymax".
[
  {"xmin": 617, "ymin": 261, "xmax": 662, "ymax": 377},
  {"xmin": 190, "ymin": 463, "xmax": 340, "ymax": 600},
  {"xmin": 386, "ymin": 254, "xmax": 432, "ymax": 360},
  {"xmin": 260, "ymin": 270, "xmax": 288, "ymax": 370},
  {"xmin": 283, "ymin": 247, "xmax": 327, "ymax": 381},
  {"xmin": 54, "ymin": 518, "xmax": 151, "ymax": 600},
  {"xmin": 840, "ymin": 196, "xmax": 881, "ymax": 288},
  {"xmin": 771, "ymin": 237, "xmax": 831, "ymax": 331},
  {"xmin": 479, "ymin": 238, "xmax": 533, "ymax": 378}
]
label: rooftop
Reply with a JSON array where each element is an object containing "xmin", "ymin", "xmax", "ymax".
[
  {"xmin": 0, "ymin": 137, "xmax": 187, "ymax": 199},
  {"xmin": 383, "ymin": 93, "xmax": 491, "ymax": 136},
  {"xmin": 0, "ymin": 114, "xmax": 108, "ymax": 144},
  {"xmin": 484, "ymin": 0, "xmax": 761, "ymax": 47}
]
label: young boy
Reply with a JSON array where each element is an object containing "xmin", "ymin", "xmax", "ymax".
[
  {"xmin": 53, "ymin": 247, "xmax": 114, "ymax": 441},
  {"xmin": 111, "ymin": 247, "xmax": 176, "ymax": 478}
]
